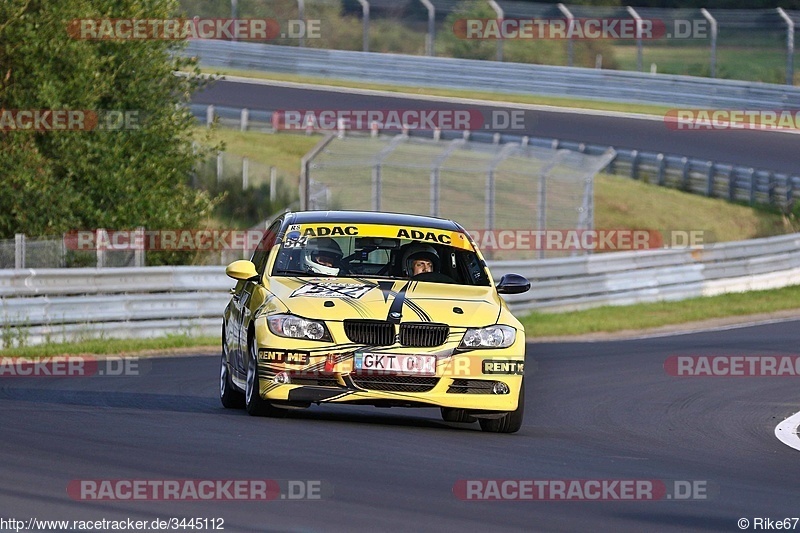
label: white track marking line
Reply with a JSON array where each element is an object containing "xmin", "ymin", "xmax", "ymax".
[{"xmin": 775, "ymin": 410, "xmax": 800, "ymax": 452}]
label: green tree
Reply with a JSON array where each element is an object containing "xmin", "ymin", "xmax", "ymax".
[{"xmin": 0, "ymin": 0, "xmax": 217, "ymax": 241}]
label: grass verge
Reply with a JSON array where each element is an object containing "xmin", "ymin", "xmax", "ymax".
[
  {"xmin": 0, "ymin": 335, "xmax": 218, "ymax": 358},
  {"xmin": 519, "ymin": 285, "xmax": 800, "ymax": 338}
]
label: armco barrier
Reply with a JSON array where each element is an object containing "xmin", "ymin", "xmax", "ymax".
[
  {"xmin": 2, "ymin": 232, "xmax": 800, "ymax": 347},
  {"xmin": 184, "ymin": 40, "xmax": 800, "ymax": 109}
]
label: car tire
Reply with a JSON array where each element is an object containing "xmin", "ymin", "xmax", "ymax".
[
  {"xmin": 245, "ymin": 334, "xmax": 287, "ymax": 418},
  {"xmin": 479, "ymin": 380, "xmax": 525, "ymax": 434},
  {"xmin": 220, "ymin": 336, "xmax": 245, "ymax": 409},
  {"xmin": 441, "ymin": 408, "xmax": 476, "ymax": 423}
]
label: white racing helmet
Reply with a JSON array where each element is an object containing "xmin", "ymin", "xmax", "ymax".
[
  {"xmin": 402, "ymin": 243, "xmax": 440, "ymax": 276},
  {"xmin": 303, "ymin": 237, "xmax": 343, "ymax": 276}
]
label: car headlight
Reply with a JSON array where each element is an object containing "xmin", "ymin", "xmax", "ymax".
[
  {"xmin": 267, "ymin": 314, "xmax": 332, "ymax": 342},
  {"xmin": 460, "ymin": 325, "xmax": 516, "ymax": 349}
]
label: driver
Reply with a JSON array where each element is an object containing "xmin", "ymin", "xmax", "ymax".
[
  {"xmin": 303, "ymin": 237, "xmax": 343, "ymax": 276},
  {"xmin": 401, "ymin": 243, "xmax": 440, "ymax": 277}
]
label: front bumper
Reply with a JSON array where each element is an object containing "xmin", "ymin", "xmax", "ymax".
[{"xmin": 256, "ymin": 351, "xmax": 525, "ymax": 411}]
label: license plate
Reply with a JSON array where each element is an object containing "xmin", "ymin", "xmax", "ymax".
[{"xmin": 354, "ymin": 352, "xmax": 436, "ymax": 376}]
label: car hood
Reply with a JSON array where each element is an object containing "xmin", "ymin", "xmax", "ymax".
[{"xmin": 265, "ymin": 277, "xmax": 502, "ymax": 327}]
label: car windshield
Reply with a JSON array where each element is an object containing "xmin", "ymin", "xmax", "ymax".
[{"xmin": 271, "ymin": 223, "xmax": 490, "ymax": 286}]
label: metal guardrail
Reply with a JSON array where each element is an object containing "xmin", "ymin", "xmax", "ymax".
[
  {"xmin": 180, "ymin": 2, "xmax": 799, "ymax": 83},
  {"xmin": 184, "ymin": 40, "xmax": 800, "ymax": 109},
  {"xmin": 3, "ymin": 232, "xmax": 800, "ymax": 347},
  {"xmin": 494, "ymin": 232, "xmax": 800, "ymax": 312}
]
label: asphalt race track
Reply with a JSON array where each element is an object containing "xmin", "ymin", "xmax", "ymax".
[
  {"xmin": 192, "ymin": 79, "xmax": 800, "ymax": 175},
  {"xmin": 2, "ymin": 321, "xmax": 799, "ymax": 532}
]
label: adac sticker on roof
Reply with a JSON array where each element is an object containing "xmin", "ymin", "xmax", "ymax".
[{"xmin": 295, "ymin": 223, "xmax": 473, "ymax": 250}]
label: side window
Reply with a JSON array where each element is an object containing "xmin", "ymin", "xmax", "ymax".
[{"xmin": 251, "ymin": 220, "xmax": 281, "ymax": 276}]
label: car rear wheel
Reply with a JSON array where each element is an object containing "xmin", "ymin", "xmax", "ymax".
[
  {"xmin": 245, "ymin": 334, "xmax": 287, "ymax": 418},
  {"xmin": 441, "ymin": 408, "xmax": 476, "ymax": 424},
  {"xmin": 220, "ymin": 330, "xmax": 244, "ymax": 409},
  {"xmin": 479, "ymin": 380, "xmax": 525, "ymax": 434}
]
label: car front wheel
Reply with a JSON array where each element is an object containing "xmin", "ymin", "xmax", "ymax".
[
  {"xmin": 220, "ymin": 330, "xmax": 244, "ymax": 409},
  {"xmin": 245, "ymin": 334, "xmax": 287, "ymax": 418},
  {"xmin": 441, "ymin": 408, "xmax": 476, "ymax": 424}
]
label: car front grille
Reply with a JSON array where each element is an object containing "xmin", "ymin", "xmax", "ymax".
[
  {"xmin": 288, "ymin": 374, "xmax": 341, "ymax": 387},
  {"xmin": 447, "ymin": 379, "xmax": 498, "ymax": 394},
  {"xmin": 343, "ymin": 320, "xmax": 449, "ymax": 347},
  {"xmin": 399, "ymin": 323, "xmax": 449, "ymax": 347},
  {"xmin": 344, "ymin": 320, "xmax": 395, "ymax": 346},
  {"xmin": 351, "ymin": 374, "xmax": 439, "ymax": 393}
]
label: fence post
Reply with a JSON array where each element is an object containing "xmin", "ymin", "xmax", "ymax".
[
  {"xmin": 681, "ymin": 157, "xmax": 690, "ymax": 191},
  {"xmin": 706, "ymin": 161, "xmax": 715, "ymax": 196},
  {"xmin": 488, "ymin": 1, "xmax": 504, "ymax": 61},
  {"xmin": 557, "ymin": 3, "xmax": 575, "ymax": 67},
  {"xmin": 656, "ymin": 153, "xmax": 666, "ymax": 186},
  {"xmin": 700, "ymin": 9, "xmax": 717, "ymax": 78},
  {"xmin": 778, "ymin": 8, "xmax": 795, "ymax": 85},
  {"xmin": 134, "ymin": 226, "xmax": 145, "ymax": 267},
  {"xmin": 356, "ymin": 0, "xmax": 370, "ymax": 52},
  {"xmin": 748, "ymin": 168, "xmax": 756, "ymax": 205},
  {"xmin": 419, "ymin": 0, "xmax": 435, "ymax": 57},
  {"xmin": 630, "ymin": 149, "xmax": 640, "ymax": 179},
  {"xmin": 96, "ymin": 228, "xmax": 106, "ymax": 268},
  {"xmin": 240, "ymin": 108, "xmax": 249, "ymax": 131},
  {"xmin": 206, "ymin": 105, "xmax": 214, "ymax": 128},
  {"xmin": 300, "ymin": 133, "xmax": 337, "ymax": 211},
  {"xmin": 372, "ymin": 164, "xmax": 382, "ymax": 211},
  {"xmin": 297, "ymin": 0, "xmax": 306, "ymax": 48},
  {"xmin": 242, "ymin": 157, "xmax": 249, "ymax": 189},
  {"xmin": 606, "ymin": 147, "xmax": 616, "ymax": 174},
  {"xmin": 14, "ymin": 233, "xmax": 25, "ymax": 269},
  {"xmin": 216, "ymin": 151, "xmax": 223, "ymax": 183},
  {"xmin": 270, "ymin": 166, "xmax": 277, "ymax": 201},
  {"xmin": 627, "ymin": 6, "xmax": 644, "ymax": 72},
  {"xmin": 729, "ymin": 168, "xmax": 738, "ymax": 201},
  {"xmin": 768, "ymin": 172, "xmax": 775, "ymax": 205}
]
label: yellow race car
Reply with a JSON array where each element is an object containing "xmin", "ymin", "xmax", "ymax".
[{"xmin": 220, "ymin": 211, "xmax": 531, "ymax": 433}]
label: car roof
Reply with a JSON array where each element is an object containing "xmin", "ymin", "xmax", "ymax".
[{"xmin": 283, "ymin": 210, "xmax": 464, "ymax": 232}]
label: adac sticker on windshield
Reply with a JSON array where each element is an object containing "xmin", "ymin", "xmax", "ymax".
[
  {"xmin": 293, "ymin": 224, "xmax": 472, "ymax": 251},
  {"xmin": 290, "ymin": 283, "xmax": 373, "ymax": 299}
]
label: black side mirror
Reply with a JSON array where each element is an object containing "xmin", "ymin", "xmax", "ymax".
[{"xmin": 496, "ymin": 273, "xmax": 531, "ymax": 294}]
